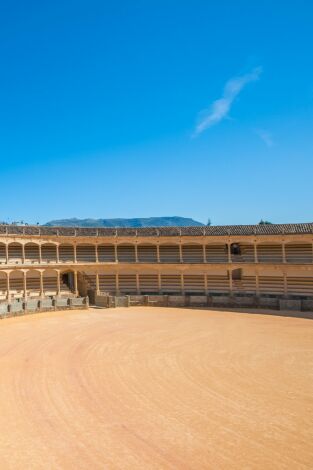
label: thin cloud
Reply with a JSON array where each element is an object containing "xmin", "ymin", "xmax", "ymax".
[
  {"xmin": 194, "ymin": 66, "xmax": 262, "ymax": 136},
  {"xmin": 256, "ymin": 128, "xmax": 274, "ymax": 147}
]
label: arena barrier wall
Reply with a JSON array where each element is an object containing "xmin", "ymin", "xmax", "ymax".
[{"xmin": 0, "ymin": 296, "xmax": 88, "ymax": 319}]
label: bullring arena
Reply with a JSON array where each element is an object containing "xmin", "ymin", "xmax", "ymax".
[{"xmin": 0, "ymin": 223, "xmax": 313, "ymax": 468}]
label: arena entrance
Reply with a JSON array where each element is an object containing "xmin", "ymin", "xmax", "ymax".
[{"xmin": 61, "ymin": 271, "xmax": 75, "ymax": 293}]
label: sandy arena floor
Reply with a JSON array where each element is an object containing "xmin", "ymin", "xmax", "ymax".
[{"xmin": 0, "ymin": 307, "xmax": 312, "ymax": 469}]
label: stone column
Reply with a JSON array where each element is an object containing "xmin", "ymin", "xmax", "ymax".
[
  {"xmin": 203, "ymin": 245, "xmax": 207, "ymax": 263},
  {"xmin": 136, "ymin": 273, "xmax": 140, "ymax": 294},
  {"xmin": 179, "ymin": 244, "xmax": 183, "ymax": 263},
  {"xmin": 135, "ymin": 244, "xmax": 138, "ymax": 263},
  {"xmin": 115, "ymin": 273, "xmax": 119, "ymax": 295},
  {"xmin": 40, "ymin": 271, "xmax": 44, "ymax": 297},
  {"xmin": 95, "ymin": 245, "xmax": 99, "ymax": 263},
  {"xmin": 39, "ymin": 244, "xmax": 42, "ymax": 264},
  {"xmin": 57, "ymin": 271, "xmax": 61, "ymax": 296},
  {"xmin": 23, "ymin": 271, "xmax": 27, "ymax": 299},
  {"xmin": 114, "ymin": 244, "xmax": 118, "ymax": 263},
  {"xmin": 74, "ymin": 271, "xmax": 78, "ymax": 296},
  {"xmin": 73, "ymin": 245, "xmax": 77, "ymax": 264},
  {"xmin": 282, "ymin": 243, "xmax": 286, "ymax": 263},
  {"xmin": 156, "ymin": 244, "xmax": 160, "ymax": 263},
  {"xmin": 96, "ymin": 273, "xmax": 100, "ymax": 294},
  {"xmin": 6, "ymin": 272, "xmax": 10, "ymax": 300},
  {"xmin": 229, "ymin": 269, "xmax": 233, "ymax": 294},
  {"xmin": 204, "ymin": 273, "xmax": 208, "ymax": 295},
  {"xmin": 22, "ymin": 244, "xmax": 25, "ymax": 264},
  {"xmin": 5, "ymin": 244, "xmax": 9, "ymax": 264},
  {"xmin": 158, "ymin": 272, "xmax": 161, "ymax": 293},
  {"xmin": 227, "ymin": 243, "xmax": 232, "ymax": 263},
  {"xmin": 56, "ymin": 244, "xmax": 60, "ymax": 263},
  {"xmin": 254, "ymin": 243, "xmax": 258, "ymax": 263},
  {"xmin": 255, "ymin": 270, "xmax": 260, "ymax": 296},
  {"xmin": 180, "ymin": 273, "xmax": 184, "ymax": 294},
  {"xmin": 283, "ymin": 272, "xmax": 287, "ymax": 295}
]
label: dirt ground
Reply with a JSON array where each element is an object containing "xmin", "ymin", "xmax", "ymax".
[{"xmin": 0, "ymin": 307, "xmax": 312, "ymax": 469}]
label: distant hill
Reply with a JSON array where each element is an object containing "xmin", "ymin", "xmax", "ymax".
[{"xmin": 45, "ymin": 217, "xmax": 204, "ymax": 228}]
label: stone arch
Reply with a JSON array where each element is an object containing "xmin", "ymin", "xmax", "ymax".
[
  {"xmin": 8, "ymin": 242, "xmax": 23, "ymax": 264},
  {"xmin": 24, "ymin": 243, "xmax": 40, "ymax": 263},
  {"xmin": 26, "ymin": 270, "xmax": 41, "ymax": 296}
]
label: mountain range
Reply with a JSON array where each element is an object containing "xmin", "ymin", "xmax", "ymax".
[{"xmin": 45, "ymin": 217, "xmax": 204, "ymax": 228}]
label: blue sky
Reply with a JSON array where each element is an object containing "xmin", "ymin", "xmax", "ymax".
[{"xmin": 0, "ymin": 1, "xmax": 313, "ymax": 225}]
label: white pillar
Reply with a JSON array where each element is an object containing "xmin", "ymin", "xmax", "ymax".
[
  {"xmin": 136, "ymin": 273, "xmax": 140, "ymax": 294},
  {"xmin": 57, "ymin": 271, "xmax": 61, "ymax": 296},
  {"xmin": 95, "ymin": 245, "xmax": 99, "ymax": 263},
  {"xmin": 56, "ymin": 245, "xmax": 60, "ymax": 263},
  {"xmin": 135, "ymin": 244, "xmax": 138, "ymax": 263},
  {"xmin": 23, "ymin": 271, "xmax": 27, "ymax": 299},
  {"xmin": 5, "ymin": 244, "xmax": 8, "ymax": 264},
  {"xmin": 203, "ymin": 245, "xmax": 207, "ymax": 263},
  {"xmin": 156, "ymin": 244, "xmax": 160, "ymax": 263},
  {"xmin": 6, "ymin": 273, "xmax": 10, "ymax": 300},
  {"xmin": 282, "ymin": 243, "xmax": 286, "ymax": 263},
  {"xmin": 254, "ymin": 243, "xmax": 258, "ymax": 263},
  {"xmin": 74, "ymin": 271, "xmax": 78, "ymax": 296},
  {"xmin": 114, "ymin": 244, "xmax": 118, "ymax": 263},
  {"xmin": 22, "ymin": 244, "xmax": 25, "ymax": 264},
  {"xmin": 40, "ymin": 271, "xmax": 44, "ymax": 297},
  {"xmin": 227, "ymin": 243, "xmax": 232, "ymax": 263},
  {"xmin": 73, "ymin": 245, "xmax": 77, "ymax": 263},
  {"xmin": 39, "ymin": 244, "xmax": 42, "ymax": 264},
  {"xmin": 179, "ymin": 244, "xmax": 183, "ymax": 263},
  {"xmin": 96, "ymin": 273, "xmax": 100, "ymax": 294},
  {"xmin": 229, "ymin": 269, "xmax": 233, "ymax": 293}
]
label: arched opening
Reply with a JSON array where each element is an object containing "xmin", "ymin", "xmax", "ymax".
[
  {"xmin": 137, "ymin": 244, "xmax": 158, "ymax": 263},
  {"xmin": 26, "ymin": 270, "xmax": 41, "ymax": 297},
  {"xmin": 0, "ymin": 244, "xmax": 6, "ymax": 264},
  {"xmin": 59, "ymin": 244, "xmax": 74, "ymax": 263},
  {"xmin": 0, "ymin": 271, "xmax": 7, "ymax": 299},
  {"xmin": 8, "ymin": 243, "xmax": 23, "ymax": 264},
  {"xmin": 9, "ymin": 271, "xmax": 24, "ymax": 299},
  {"xmin": 43, "ymin": 269, "xmax": 58, "ymax": 295},
  {"xmin": 159, "ymin": 245, "xmax": 180, "ymax": 263},
  {"xmin": 41, "ymin": 244, "xmax": 57, "ymax": 263},
  {"xmin": 76, "ymin": 244, "xmax": 96, "ymax": 263},
  {"xmin": 24, "ymin": 243, "xmax": 40, "ymax": 264},
  {"xmin": 61, "ymin": 271, "xmax": 75, "ymax": 293}
]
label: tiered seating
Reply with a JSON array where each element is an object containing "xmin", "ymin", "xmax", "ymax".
[
  {"xmin": 286, "ymin": 277, "xmax": 313, "ymax": 295},
  {"xmin": 257, "ymin": 244, "xmax": 283, "ymax": 263},
  {"xmin": 26, "ymin": 272, "xmax": 41, "ymax": 295},
  {"xmin": 232, "ymin": 276, "xmax": 256, "ymax": 293},
  {"xmin": 139, "ymin": 274, "xmax": 158, "ymax": 293},
  {"xmin": 59, "ymin": 244, "xmax": 74, "ymax": 262},
  {"xmin": 8, "ymin": 243, "xmax": 23, "ymax": 264},
  {"xmin": 207, "ymin": 274, "xmax": 229, "ymax": 292},
  {"xmin": 76, "ymin": 245, "xmax": 96, "ymax": 262},
  {"xmin": 137, "ymin": 245, "xmax": 158, "ymax": 263},
  {"xmin": 285, "ymin": 244, "xmax": 313, "ymax": 264},
  {"xmin": 24, "ymin": 243, "xmax": 40, "ymax": 263},
  {"xmin": 119, "ymin": 274, "xmax": 137, "ymax": 293},
  {"xmin": 159, "ymin": 245, "xmax": 180, "ymax": 263},
  {"xmin": 43, "ymin": 272, "xmax": 58, "ymax": 294},
  {"xmin": 182, "ymin": 245, "xmax": 204, "ymax": 263},
  {"xmin": 183, "ymin": 274, "xmax": 205, "ymax": 293},
  {"xmin": 231, "ymin": 244, "xmax": 255, "ymax": 263},
  {"xmin": 98, "ymin": 245, "xmax": 115, "ymax": 262},
  {"xmin": 9, "ymin": 272, "xmax": 24, "ymax": 297},
  {"xmin": 206, "ymin": 244, "xmax": 228, "ymax": 263},
  {"xmin": 0, "ymin": 244, "xmax": 6, "ymax": 264},
  {"xmin": 161, "ymin": 274, "xmax": 181, "ymax": 293},
  {"xmin": 99, "ymin": 275, "xmax": 116, "ymax": 293},
  {"xmin": 117, "ymin": 245, "xmax": 136, "ymax": 262},
  {"xmin": 259, "ymin": 276, "xmax": 284, "ymax": 294},
  {"xmin": 42, "ymin": 244, "xmax": 57, "ymax": 263}
]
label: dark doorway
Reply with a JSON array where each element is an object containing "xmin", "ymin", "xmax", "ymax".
[{"xmin": 62, "ymin": 272, "xmax": 74, "ymax": 291}]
